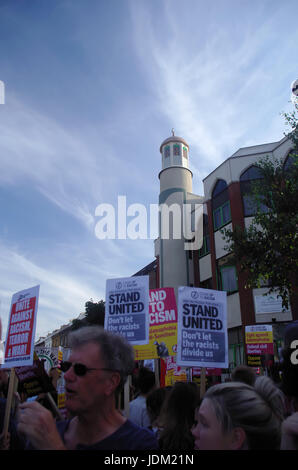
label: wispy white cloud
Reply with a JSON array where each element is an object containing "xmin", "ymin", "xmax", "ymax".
[
  {"xmin": 0, "ymin": 97, "xmax": 100, "ymax": 228},
  {"xmin": 0, "ymin": 240, "xmax": 101, "ymax": 339},
  {"xmin": 0, "ymin": 90, "xmax": 158, "ymax": 339},
  {"xmin": 129, "ymin": 0, "xmax": 298, "ymax": 190},
  {"xmin": 0, "ymin": 94, "xmax": 156, "ymax": 231},
  {"xmin": 0, "ymin": 230, "xmax": 155, "ymax": 339}
]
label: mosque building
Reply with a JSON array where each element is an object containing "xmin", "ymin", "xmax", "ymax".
[{"xmin": 133, "ymin": 129, "xmax": 297, "ymax": 368}]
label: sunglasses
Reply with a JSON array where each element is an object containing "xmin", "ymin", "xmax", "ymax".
[{"xmin": 60, "ymin": 361, "xmax": 117, "ymax": 377}]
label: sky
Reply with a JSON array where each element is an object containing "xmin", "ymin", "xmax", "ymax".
[{"xmin": 0, "ymin": 0, "xmax": 297, "ymax": 341}]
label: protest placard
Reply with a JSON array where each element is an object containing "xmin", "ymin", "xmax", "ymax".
[
  {"xmin": 245, "ymin": 325, "xmax": 274, "ymax": 355},
  {"xmin": 134, "ymin": 287, "xmax": 177, "ymax": 360},
  {"xmin": 35, "ymin": 347, "xmax": 59, "ymax": 372},
  {"xmin": 191, "ymin": 367, "xmax": 222, "ymax": 377},
  {"xmin": 160, "ymin": 356, "xmax": 188, "ymax": 387},
  {"xmin": 177, "ymin": 287, "xmax": 228, "ymax": 368},
  {"xmin": 3, "ymin": 285, "xmax": 40, "ymax": 368},
  {"xmin": 15, "ymin": 353, "xmax": 54, "ymax": 398},
  {"xmin": 247, "ymin": 355, "xmax": 262, "ymax": 367},
  {"xmin": 15, "ymin": 353, "xmax": 63, "ymax": 419},
  {"xmin": 56, "ymin": 346, "xmax": 68, "ymax": 419},
  {"xmin": 105, "ymin": 276, "xmax": 149, "ymax": 345}
]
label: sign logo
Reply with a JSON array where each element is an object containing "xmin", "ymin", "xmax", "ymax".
[{"xmin": 18, "ymin": 293, "xmax": 30, "ymax": 301}]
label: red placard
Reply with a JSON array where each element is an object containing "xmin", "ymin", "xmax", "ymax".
[{"xmin": 3, "ymin": 285, "xmax": 39, "ymax": 368}]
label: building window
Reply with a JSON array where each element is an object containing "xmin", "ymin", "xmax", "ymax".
[
  {"xmin": 173, "ymin": 144, "xmax": 180, "ymax": 156},
  {"xmin": 164, "ymin": 145, "xmax": 170, "ymax": 158},
  {"xmin": 200, "ymin": 278, "xmax": 213, "ymax": 290},
  {"xmin": 283, "ymin": 151, "xmax": 296, "ymax": 173},
  {"xmin": 199, "ymin": 235, "xmax": 210, "ymax": 257},
  {"xmin": 219, "ymin": 265, "xmax": 238, "ymax": 293},
  {"xmin": 240, "ymin": 165, "xmax": 268, "ymax": 216},
  {"xmin": 183, "ymin": 146, "xmax": 188, "ymax": 159},
  {"xmin": 199, "ymin": 214, "xmax": 210, "ymax": 257},
  {"xmin": 228, "ymin": 328, "xmax": 245, "ymax": 368},
  {"xmin": 213, "ymin": 201, "xmax": 231, "ymax": 230},
  {"xmin": 212, "ymin": 180, "xmax": 231, "ymax": 231},
  {"xmin": 229, "ymin": 343, "xmax": 245, "ymax": 369}
]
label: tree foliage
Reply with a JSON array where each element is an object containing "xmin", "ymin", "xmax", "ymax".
[
  {"xmin": 85, "ymin": 299, "xmax": 105, "ymax": 326},
  {"xmin": 222, "ymin": 103, "xmax": 298, "ymax": 309},
  {"xmin": 71, "ymin": 299, "xmax": 105, "ymax": 330}
]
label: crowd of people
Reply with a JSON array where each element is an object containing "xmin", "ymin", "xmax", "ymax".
[{"xmin": 0, "ymin": 322, "xmax": 297, "ymax": 451}]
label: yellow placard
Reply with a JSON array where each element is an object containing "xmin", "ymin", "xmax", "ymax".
[
  {"xmin": 173, "ymin": 370, "xmax": 187, "ymax": 383},
  {"xmin": 57, "ymin": 393, "xmax": 65, "ymax": 409},
  {"xmin": 165, "ymin": 369, "xmax": 174, "ymax": 387},
  {"xmin": 245, "ymin": 331, "xmax": 273, "ymax": 344}
]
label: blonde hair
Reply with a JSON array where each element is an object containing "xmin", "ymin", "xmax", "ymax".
[{"xmin": 204, "ymin": 376, "xmax": 285, "ymax": 450}]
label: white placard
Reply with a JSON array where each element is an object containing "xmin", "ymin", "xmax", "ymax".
[
  {"xmin": 177, "ymin": 287, "xmax": 228, "ymax": 368},
  {"xmin": 105, "ymin": 276, "xmax": 149, "ymax": 345}
]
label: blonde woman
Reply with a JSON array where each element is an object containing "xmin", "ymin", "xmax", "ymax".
[{"xmin": 192, "ymin": 376, "xmax": 285, "ymax": 450}]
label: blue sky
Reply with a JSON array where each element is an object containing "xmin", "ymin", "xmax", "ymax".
[{"xmin": 0, "ymin": 0, "xmax": 297, "ymax": 340}]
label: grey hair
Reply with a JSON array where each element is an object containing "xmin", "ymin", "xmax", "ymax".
[
  {"xmin": 204, "ymin": 376, "xmax": 285, "ymax": 450},
  {"xmin": 68, "ymin": 326, "xmax": 135, "ymax": 391}
]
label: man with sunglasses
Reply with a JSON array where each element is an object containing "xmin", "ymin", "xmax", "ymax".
[{"xmin": 17, "ymin": 326, "xmax": 158, "ymax": 450}]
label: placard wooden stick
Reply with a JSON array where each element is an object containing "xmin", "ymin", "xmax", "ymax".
[
  {"xmin": 2, "ymin": 368, "xmax": 16, "ymax": 438},
  {"xmin": 200, "ymin": 367, "xmax": 206, "ymax": 399}
]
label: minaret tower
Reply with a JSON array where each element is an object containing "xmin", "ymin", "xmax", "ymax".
[{"xmin": 155, "ymin": 130, "xmax": 202, "ymax": 295}]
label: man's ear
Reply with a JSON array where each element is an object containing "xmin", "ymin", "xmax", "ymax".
[
  {"xmin": 230, "ymin": 427, "xmax": 247, "ymax": 450},
  {"xmin": 104, "ymin": 371, "xmax": 121, "ymax": 397}
]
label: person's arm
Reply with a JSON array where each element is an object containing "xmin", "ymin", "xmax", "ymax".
[
  {"xmin": 141, "ymin": 407, "xmax": 151, "ymax": 428},
  {"xmin": 280, "ymin": 412, "xmax": 298, "ymax": 450},
  {"xmin": 17, "ymin": 401, "xmax": 67, "ymax": 450},
  {"xmin": 0, "ymin": 431, "xmax": 10, "ymax": 450}
]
